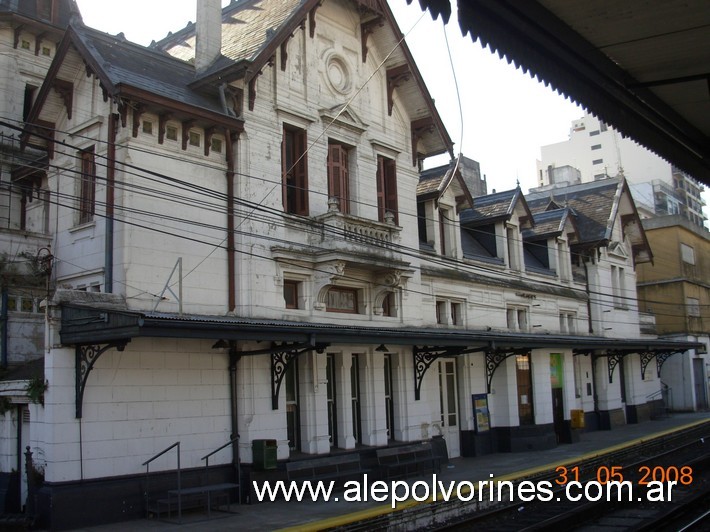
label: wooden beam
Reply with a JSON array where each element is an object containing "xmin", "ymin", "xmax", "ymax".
[
  {"xmin": 360, "ymin": 17, "xmax": 383, "ymax": 63},
  {"xmin": 132, "ymin": 103, "xmax": 144, "ymax": 138},
  {"xmin": 204, "ymin": 126, "xmax": 215, "ymax": 157},
  {"xmin": 411, "ymin": 117, "xmax": 434, "ymax": 166},
  {"xmin": 386, "ymin": 64, "xmax": 410, "ymax": 116},
  {"xmin": 158, "ymin": 113, "xmax": 171, "ymax": 144},
  {"xmin": 52, "ymin": 79, "xmax": 74, "ymax": 120},
  {"xmin": 182, "ymin": 120, "xmax": 195, "ymax": 150}
]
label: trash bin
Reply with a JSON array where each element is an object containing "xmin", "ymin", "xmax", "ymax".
[
  {"xmin": 252, "ymin": 439, "xmax": 277, "ymax": 470},
  {"xmin": 570, "ymin": 409, "xmax": 585, "ymax": 429}
]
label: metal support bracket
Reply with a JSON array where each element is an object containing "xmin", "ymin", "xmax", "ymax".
[
  {"xmin": 485, "ymin": 348, "xmax": 528, "ymax": 393},
  {"xmin": 271, "ymin": 341, "xmax": 326, "ymax": 410},
  {"xmin": 639, "ymin": 351, "xmax": 656, "ymax": 380},
  {"xmin": 606, "ymin": 350, "xmax": 624, "ymax": 383},
  {"xmin": 655, "ymin": 350, "xmax": 684, "ymax": 378},
  {"xmin": 413, "ymin": 345, "xmax": 471, "ymax": 400},
  {"xmin": 76, "ymin": 341, "xmax": 129, "ymax": 418}
]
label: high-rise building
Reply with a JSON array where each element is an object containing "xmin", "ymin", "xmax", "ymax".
[{"xmin": 536, "ymin": 112, "xmax": 707, "ymax": 229}]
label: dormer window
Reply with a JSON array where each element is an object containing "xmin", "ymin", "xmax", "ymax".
[{"xmin": 37, "ymin": 0, "xmax": 55, "ymax": 22}]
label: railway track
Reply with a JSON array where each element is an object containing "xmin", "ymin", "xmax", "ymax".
[{"xmin": 443, "ymin": 423, "xmax": 710, "ymax": 532}]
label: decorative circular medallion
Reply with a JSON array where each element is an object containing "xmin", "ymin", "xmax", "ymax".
[{"xmin": 325, "ymin": 54, "xmax": 352, "ymax": 95}]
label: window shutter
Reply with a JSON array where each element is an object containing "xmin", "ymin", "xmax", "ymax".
[
  {"xmin": 376, "ymin": 156, "xmax": 385, "ymax": 222},
  {"xmin": 384, "ymin": 158, "xmax": 398, "ymax": 224},
  {"xmin": 328, "ymin": 144, "xmax": 349, "ymax": 214},
  {"xmin": 295, "ymin": 129, "xmax": 308, "ymax": 215}
]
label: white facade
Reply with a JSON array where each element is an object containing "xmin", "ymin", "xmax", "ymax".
[{"xmin": 0, "ymin": 1, "xmax": 695, "ymax": 528}]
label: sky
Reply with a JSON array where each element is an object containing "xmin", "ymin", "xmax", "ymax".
[{"xmin": 75, "ymin": 0, "xmax": 689, "ymax": 204}]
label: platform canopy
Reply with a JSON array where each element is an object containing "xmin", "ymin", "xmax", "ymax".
[{"xmin": 409, "ymin": 0, "xmax": 710, "ymax": 185}]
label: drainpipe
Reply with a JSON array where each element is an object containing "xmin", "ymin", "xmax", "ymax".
[
  {"xmin": 1, "ymin": 288, "xmax": 8, "ymax": 369},
  {"xmin": 104, "ymin": 112, "xmax": 118, "ymax": 293},
  {"xmin": 583, "ymin": 255, "xmax": 601, "ymax": 421},
  {"xmin": 225, "ymin": 129, "xmax": 236, "ymax": 312},
  {"xmin": 228, "ymin": 342, "xmax": 241, "ymax": 496}
]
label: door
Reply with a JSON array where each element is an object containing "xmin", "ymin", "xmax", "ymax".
[
  {"xmin": 285, "ymin": 360, "xmax": 301, "ymax": 451},
  {"xmin": 693, "ymin": 358, "xmax": 708, "ymax": 410},
  {"xmin": 438, "ymin": 359, "xmax": 460, "ymax": 458},
  {"xmin": 550, "ymin": 353, "xmax": 565, "ymax": 442},
  {"xmin": 384, "ymin": 354, "xmax": 395, "ymax": 441},
  {"xmin": 326, "ymin": 354, "xmax": 338, "ymax": 447},
  {"xmin": 516, "ymin": 354, "xmax": 534, "ymax": 425},
  {"xmin": 552, "ymin": 388, "xmax": 565, "ymax": 442},
  {"xmin": 350, "ymin": 354, "xmax": 362, "ymax": 444}
]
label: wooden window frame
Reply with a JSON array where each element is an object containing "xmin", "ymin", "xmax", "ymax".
[
  {"xmin": 376, "ymin": 155, "xmax": 398, "ymax": 224},
  {"xmin": 284, "ymin": 280, "xmax": 300, "ymax": 309},
  {"xmin": 282, "ymin": 125, "xmax": 309, "ymax": 216},
  {"xmin": 327, "ymin": 141, "xmax": 350, "ymax": 214},
  {"xmin": 79, "ymin": 147, "xmax": 96, "ymax": 224}
]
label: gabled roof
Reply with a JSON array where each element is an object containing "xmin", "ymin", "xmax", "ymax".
[
  {"xmin": 526, "ymin": 177, "xmax": 652, "ymax": 262},
  {"xmin": 155, "ymin": 0, "xmax": 452, "ymax": 161},
  {"xmin": 527, "ymin": 179, "xmax": 621, "ymax": 244},
  {"xmin": 156, "ymin": 0, "xmax": 304, "ymax": 78},
  {"xmin": 417, "ymin": 155, "xmax": 474, "ymax": 208},
  {"xmin": 459, "ymin": 186, "xmax": 531, "ymax": 226},
  {"xmin": 25, "ymin": 23, "xmax": 243, "ymax": 143},
  {"xmin": 522, "ymin": 208, "xmax": 578, "ymax": 242}
]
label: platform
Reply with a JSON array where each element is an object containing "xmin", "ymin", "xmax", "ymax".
[{"xmin": 71, "ymin": 412, "xmax": 710, "ymax": 532}]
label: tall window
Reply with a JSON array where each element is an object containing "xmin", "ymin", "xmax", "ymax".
[
  {"xmin": 376, "ymin": 155, "xmax": 398, "ymax": 224},
  {"xmin": 285, "ymin": 360, "xmax": 300, "ymax": 451},
  {"xmin": 326, "ymin": 354, "xmax": 338, "ymax": 447},
  {"xmin": 383, "ymin": 353, "xmax": 394, "ymax": 440},
  {"xmin": 282, "ymin": 125, "xmax": 308, "ymax": 215},
  {"xmin": 516, "ymin": 354, "xmax": 534, "ymax": 425},
  {"xmin": 351, "ymin": 355, "xmax": 362, "ymax": 444},
  {"xmin": 327, "ymin": 142, "xmax": 350, "ymax": 213},
  {"xmin": 79, "ymin": 148, "xmax": 96, "ymax": 224}
]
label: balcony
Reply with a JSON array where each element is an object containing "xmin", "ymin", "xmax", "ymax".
[{"xmin": 311, "ymin": 200, "xmax": 402, "ymax": 259}]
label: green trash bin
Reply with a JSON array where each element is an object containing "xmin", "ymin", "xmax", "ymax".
[{"xmin": 252, "ymin": 439, "xmax": 277, "ymax": 470}]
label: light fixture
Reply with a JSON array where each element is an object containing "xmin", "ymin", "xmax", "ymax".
[
  {"xmin": 375, "ymin": 344, "xmax": 389, "ymax": 353},
  {"xmin": 212, "ymin": 339, "xmax": 229, "ymax": 349}
]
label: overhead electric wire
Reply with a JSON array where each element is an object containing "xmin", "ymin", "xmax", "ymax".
[{"xmin": 1, "ymin": 130, "xmax": 703, "ymax": 320}]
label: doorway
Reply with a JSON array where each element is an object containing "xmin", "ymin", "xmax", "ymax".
[
  {"xmin": 693, "ymin": 358, "xmax": 708, "ymax": 410},
  {"xmin": 438, "ymin": 359, "xmax": 460, "ymax": 457},
  {"xmin": 285, "ymin": 359, "xmax": 301, "ymax": 451},
  {"xmin": 516, "ymin": 354, "xmax": 534, "ymax": 425},
  {"xmin": 326, "ymin": 354, "xmax": 338, "ymax": 447},
  {"xmin": 550, "ymin": 353, "xmax": 565, "ymax": 442}
]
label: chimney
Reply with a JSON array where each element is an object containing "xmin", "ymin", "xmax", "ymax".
[{"xmin": 195, "ymin": 0, "xmax": 222, "ymax": 73}]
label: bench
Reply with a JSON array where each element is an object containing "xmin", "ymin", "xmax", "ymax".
[
  {"xmin": 286, "ymin": 454, "xmax": 366, "ymax": 485},
  {"xmin": 376, "ymin": 442, "xmax": 440, "ymax": 480},
  {"xmin": 153, "ymin": 482, "xmax": 239, "ymax": 520}
]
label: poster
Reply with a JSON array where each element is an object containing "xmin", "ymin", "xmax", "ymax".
[{"xmin": 472, "ymin": 393, "xmax": 490, "ymax": 433}]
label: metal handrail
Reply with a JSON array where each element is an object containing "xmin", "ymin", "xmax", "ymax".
[
  {"xmin": 201, "ymin": 436, "xmax": 239, "ymax": 466},
  {"xmin": 142, "ymin": 441, "xmax": 180, "ymax": 467},
  {"xmin": 201, "ymin": 437, "xmax": 241, "ymax": 507},
  {"xmin": 142, "ymin": 441, "xmax": 182, "ymax": 521}
]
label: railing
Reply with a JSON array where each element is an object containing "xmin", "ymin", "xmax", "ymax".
[
  {"xmin": 646, "ymin": 385, "xmax": 672, "ymax": 419},
  {"xmin": 201, "ymin": 436, "xmax": 239, "ymax": 487},
  {"xmin": 315, "ymin": 209, "xmax": 401, "ymax": 248},
  {"xmin": 142, "ymin": 441, "xmax": 181, "ymax": 520}
]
